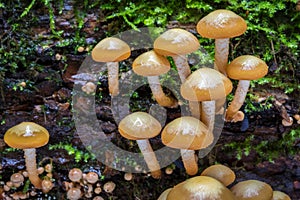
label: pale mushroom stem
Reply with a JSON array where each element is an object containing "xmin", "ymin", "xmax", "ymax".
[
  {"xmin": 201, "ymin": 101, "xmax": 216, "ymax": 133},
  {"xmin": 107, "ymin": 62, "xmax": 119, "ymax": 96},
  {"xmin": 171, "ymin": 55, "xmax": 201, "ymax": 118},
  {"xmin": 171, "ymin": 55, "xmax": 191, "ymax": 83},
  {"xmin": 180, "ymin": 149, "xmax": 198, "ymax": 175},
  {"xmin": 214, "ymin": 38, "xmax": 229, "ymax": 75},
  {"xmin": 225, "ymin": 80, "xmax": 250, "ymax": 121},
  {"xmin": 24, "ymin": 148, "xmax": 42, "ymax": 189},
  {"xmin": 136, "ymin": 139, "xmax": 161, "ymax": 179},
  {"xmin": 147, "ymin": 76, "xmax": 178, "ymax": 108}
]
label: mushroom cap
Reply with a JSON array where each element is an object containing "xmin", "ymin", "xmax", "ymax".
[
  {"xmin": 118, "ymin": 112, "xmax": 162, "ymax": 140},
  {"xmin": 161, "ymin": 116, "xmax": 213, "ymax": 150},
  {"xmin": 85, "ymin": 172, "xmax": 99, "ymax": 184},
  {"xmin": 91, "ymin": 37, "xmax": 131, "ymax": 62},
  {"xmin": 68, "ymin": 168, "xmax": 83, "ymax": 182},
  {"xmin": 132, "ymin": 50, "xmax": 170, "ymax": 76},
  {"xmin": 197, "ymin": 9, "xmax": 247, "ymax": 39},
  {"xmin": 167, "ymin": 176, "xmax": 235, "ymax": 200},
  {"xmin": 158, "ymin": 188, "xmax": 172, "ymax": 200},
  {"xmin": 4, "ymin": 122, "xmax": 49, "ymax": 149},
  {"xmin": 180, "ymin": 67, "xmax": 233, "ymax": 101},
  {"xmin": 272, "ymin": 191, "xmax": 291, "ymax": 200},
  {"xmin": 200, "ymin": 164, "xmax": 236, "ymax": 186},
  {"xmin": 226, "ymin": 55, "xmax": 268, "ymax": 80},
  {"xmin": 231, "ymin": 179, "xmax": 273, "ymax": 200},
  {"xmin": 153, "ymin": 28, "xmax": 200, "ymax": 56}
]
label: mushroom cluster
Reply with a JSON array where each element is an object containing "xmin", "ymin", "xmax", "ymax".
[{"xmin": 158, "ymin": 164, "xmax": 291, "ymax": 200}]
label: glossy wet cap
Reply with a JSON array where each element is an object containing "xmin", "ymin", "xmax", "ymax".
[
  {"xmin": 154, "ymin": 28, "xmax": 200, "ymax": 56},
  {"xmin": 118, "ymin": 112, "xmax": 162, "ymax": 140},
  {"xmin": 226, "ymin": 55, "xmax": 268, "ymax": 80},
  {"xmin": 132, "ymin": 50, "xmax": 170, "ymax": 76},
  {"xmin": 181, "ymin": 68, "xmax": 233, "ymax": 101},
  {"xmin": 161, "ymin": 116, "xmax": 213, "ymax": 150},
  {"xmin": 231, "ymin": 179, "xmax": 273, "ymax": 200},
  {"xmin": 272, "ymin": 191, "xmax": 291, "ymax": 200},
  {"xmin": 200, "ymin": 164, "xmax": 236, "ymax": 186},
  {"xmin": 4, "ymin": 122, "xmax": 49, "ymax": 149},
  {"xmin": 167, "ymin": 176, "xmax": 235, "ymax": 200},
  {"xmin": 91, "ymin": 37, "xmax": 131, "ymax": 62},
  {"xmin": 197, "ymin": 9, "xmax": 247, "ymax": 39}
]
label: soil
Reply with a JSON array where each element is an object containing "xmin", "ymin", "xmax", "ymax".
[{"xmin": 0, "ymin": 2, "xmax": 300, "ymax": 200}]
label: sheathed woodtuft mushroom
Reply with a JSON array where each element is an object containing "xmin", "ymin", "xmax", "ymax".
[
  {"xmin": 118, "ymin": 112, "xmax": 162, "ymax": 179},
  {"xmin": 4, "ymin": 122, "xmax": 49, "ymax": 189},
  {"xmin": 91, "ymin": 37, "xmax": 131, "ymax": 96},
  {"xmin": 225, "ymin": 55, "xmax": 268, "ymax": 122}
]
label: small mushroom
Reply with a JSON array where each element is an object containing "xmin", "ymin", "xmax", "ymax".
[
  {"xmin": 225, "ymin": 55, "xmax": 268, "ymax": 122},
  {"xmin": 68, "ymin": 168, "xmax": 83, "ymax": 182},
  {"xmin": 154, "ymin": 28, "xmax": 200, "ymax": 83},
  {"xmin": 91, "ymin": 37, "xmax": 131, "ymax": 96},
  {"xmin": 132, "ymin": 50, "xmax": 178, "ymax": 108},
  {"xmin": 272, "ymin": 190, "xmax": 291, "ymax": 200},
  {"xmin": 118, "ymin": 112, "xmax": 162, "ymax": 179},
  {"xmin": 200, "ymin": 164, "xmax": 236, "ymax": 186},
  {"xmin": 41, "ymin": 179, "xmax": 53, "ymax": 193},
  {"xmin": 67, "ymin": 187, "xmax": 82, "ymax": 200},
  {"xmin": 85, "ymin": 172, "xmax": 98, "ymax": 184},
  {"xmin": 166, "ymin": 176, "xmax": 235, "ymax": 200},
  {"xmin": 10, "ymin": 173, "xmax": 24, "ymax": 188},
  {"xmin": 124, "ymin": 172, "xmax": 133, "ymax": 181},
  {"xmin": 103, "ymin": 181, "xmax": 116, "ymax": 193},
  {"xmin": 282, "ymin": 117, "xmax": 293, "ymax": 127},
  {"xmin": 231, "ymin": 179, "xmax": 273, "ymax": 200},
  {"xmin": 4, "ymin": 122, "xmax": 49, "ymax": 189},
  {"xmin": 197, "ymin": 9, "xmax": 247, "ymax": 75},
  {"xmin": 161, "ymin": 116, "xmax": 213, "ymax": 175}
]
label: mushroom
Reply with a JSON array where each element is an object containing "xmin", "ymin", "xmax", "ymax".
[
  {"xmin": 67, "ymin": 187, "xmax": 82, "ymax": 200},
  {"xmin": 41, "ymin": 179, "xmax": 53, "ymax": 193},
  {"xmin": 68, "ymin": 168, "xmax": 83, "ymax": 182},
  {"xmin": 103, "ymin": 181, "xmax": 116, "ymax": 193},
  {"xmin": 282, "ymin": 117, "xmax": 293, "ymax": 127},
  {"xmin": 132, "ymin": 50, "xmax": 178, "ymax": 108},
  {"xmin": 161, "ymin": 116, "xmax": 213, "ymax": 175},
  {"xmin": 196, "ymin": 9, "xmax": 247, "ymax": 75},
  {"xmin": 225, "ymin": 55, "xmax": 268, "ymax": 122},
  {"xmin": 91, "ymin": 37, "xmax": 131, "ymax": 96},
  {"xmin": 181, "ymin": 67, "xmax": 233, "ymax": 132},
  {"xmin": 272, "ymin": 191, "xmax": 291, "ymax": 200},
  {"xmin": 153, "ymin": 28, "xmax": 200, "ymax": 83},
  {"xmin": 166, "ymin": 176, "xmax": 235, "ymax": 200},
  {"xmin": 85, "ymin": 172, "xmax": 98, "ymax": 184},
  {"xmin": 10, "ymin": 173, "xmax": 24, "ymax": 188},
  {"xmin": 4, "ymin": 122, "xmax": 50, "ymax": 189},
  {"xmin": 118, "ymin": 112, "xmax": 162, "ymax": 179},
  {"xmin": 200, "ymin": 164, "xmax": 236, "ymax": 186},
  {"xmin": 231, "ymin": 179, "xmax": 273, "ymax": 200},
  {"xmin": 157, "ymin": 188, "xmax": 172, "ymax": 200}
]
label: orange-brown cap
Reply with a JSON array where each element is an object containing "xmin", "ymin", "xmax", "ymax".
[
  {"xmin": 180, "ymin": 67, "xmax": 233, "ymax": 101},
  {"xmin": 272, "ymin": 191, "xmax": 291, "ymax": 200},
  {"xmin": 91, "ymin": 37, "xmax": 131, "ymax": 62},
  {"xmin": 231, "ymin": 179, "xmax": 273, "ymax": 200},
  {"xmin": 132, "ymin": 50, "xmax": 170, "ymax": 76},
  {"xmin": 226, "ymin": 55, "xmax": 268, "ymax": 80},
  {"xmin": 154, "ymin": 28, "xmax": 200, "ymax": 56},
  {"xmin": 118, "ymin": 112, "xmax": 162, "ymax": 140},
  {"xmin": 197, "ymin": 9, "xmax": 247, "ymax": 39},
  {"xmin": 4, "ymin": 122, "xmax": 49, "ymax": 149},
  {"xmin": 161, "ymin": 116, "xmax": 213, "ymax": 150},
  {"xmin": 167, "ymin": 176, "xmax": 235, "ymax": 200},
  {"xmin": 200, "ymin": 164, "xmax": 236, "ymax": 186}
]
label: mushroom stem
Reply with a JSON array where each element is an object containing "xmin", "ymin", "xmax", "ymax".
[
  {"xmin": 201, "ymin": 101, "xmax": 216, "ymax": 133},
  {"xmin": 189, "ymin": 101, "xmax": 201, "ymax": 119},
  {"xmin": 24, "ymin": 148, "xmax": 42, "ymax": 189},
  {"xmin": 136, "ymin": 139, "xmax": 161, "ymax": 179},
  {"xmin": 214, "ymin": 38, "xmax": 229, "ymax": 75},
  {"xmin": 147, "ymin": 76, "xmax": 178, "ymax": 108},
  {"xmin": 180, "ymin": 149, "xmax": 198, "ymax": 175},
  {"xmin": 171, "ymin": 55, "xmax": 191, "ymax": 83},
  {"xmin": 107, "ymin": 62, "xmax": 119, "ymax": 96},
  {"xmin": 225, "ymin": 80, "xmax": 250, "ymax": 121}
]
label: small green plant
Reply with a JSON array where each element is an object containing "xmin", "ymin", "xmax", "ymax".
[
  {"xmin": 49, "ymin": 142, "xmax": 96, "ymax": 163},
  {"xmin": 223, "ymin": 127, "xmax": 300, "ymax": 163}
]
